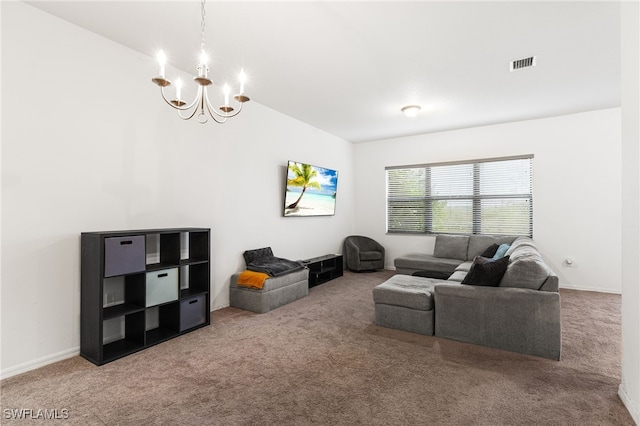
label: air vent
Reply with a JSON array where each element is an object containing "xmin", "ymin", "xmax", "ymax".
[{"xmin": 510, "ymin": 56, "xmax": 536, "ymax": 72}]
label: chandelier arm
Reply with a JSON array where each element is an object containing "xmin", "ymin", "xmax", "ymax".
[
  {"xmin": 177, "ymin": 106, "xmax": 201, "ymax": 121},
  {"xmin": 181, "ymin": 85, "xmax": 210, "ymax": 121},
  {"xmin": 203, "ymin": 89, "xmax": 245, "ymax": 119},
  {"xmin": 203, "ymin": 89, "xmax": 228, "ymax": 123},
  {"xmin": 220, "ymin": 102, "xmax": 244, "ymax": 119},
  {"xmin": 159, "ymin": 86, "xmax": 201, "ymax": 111}
]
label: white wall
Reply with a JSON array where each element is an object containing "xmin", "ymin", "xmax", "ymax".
[
  {"xmin": 0, "ymin": 2, "xmax": 354, "ymax": 378},
  {"xmin": 354, "ymin": 109, "xmax": 622, "ymax": 294},
  {"xmin": 619, "ymin": 1, "xmax": 640, "ymax": 423}
]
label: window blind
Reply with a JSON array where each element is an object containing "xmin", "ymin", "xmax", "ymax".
[{"xmin": 386, "ymin": 155, "xmax": 533, "ymax": 236}]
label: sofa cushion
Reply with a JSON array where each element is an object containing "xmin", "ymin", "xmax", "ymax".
[
  {"xmin": 394, "ymin": 253, "xmax": 462, "ymax": 274},
  {"xmin": 505, "ymin": 237, "xmax": 537, "ymax": 257},
  {"xmin": 448, "ymin": 270, "xmax": 467, "ymax": 282},
  {"xmin": 462, "ymin": 256, "xmax": 510, "ymax": 287},
  {"xmin": 360, "ymin": 250, "xmax": 383, "ymax": 261},
  {"xmin": 243, "ymin": 247, "xmax": 274, "ymax": 265},
  {"xmin": 447, "ymin": 261, "xmax": 473, "ymax": 282},
  {"xmin": 373, "ymin": 275, "xmax": 441, "ymax": 311},
  {"xmin": 500, "ymin": 241, "xmax": 550, "ymax": 290},
  {"xmin": 434, "ymin": 235, "xmax": 469, "ymax": 259},
  {"xmin": 454, "ymin": 261, "xmax": 474, "ymax": 273},
  {"xmin": 412, "ymin": 270, "xmax": 451, "ymax": 280},
  {"xmin": 500, "ymin": 258, "xmax": 550, "ymax": 290}
]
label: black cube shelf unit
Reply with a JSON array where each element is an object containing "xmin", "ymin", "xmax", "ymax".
[
  {"xmin": 304, "ymin": 254, "xmax": 343, "ymax": 287},
  {"xmin": 81, "ymin": 228, "xmax": 210, "ymax": 366}
]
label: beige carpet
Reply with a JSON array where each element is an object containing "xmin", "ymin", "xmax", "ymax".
[{"xmin": 0, "ymin": 270, "xmax": 634, "ymax": 425}]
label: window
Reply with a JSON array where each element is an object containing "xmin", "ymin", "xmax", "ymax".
[{"xmin": 386, "ymin": 155, "xmax": 533, "ymax": 236}]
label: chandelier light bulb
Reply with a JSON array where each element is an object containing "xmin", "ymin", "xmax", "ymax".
[
  {"xmin": 239, "ymin": 69, "xmax": 247, "ymax": 94},
  {"xmin": 157, "ymin": 51, "xmax": 166, "ymax": 78},
  {"xmin": 175, "ymin": 78, "xmax": 182, "ymax": 100},
  {"xmin": 198, "ymin": 51, "xmax": 209, "ymax": 78},
  {"xmin": 223, "ymin": 84, "xmax": 231, "ymax": 106}
]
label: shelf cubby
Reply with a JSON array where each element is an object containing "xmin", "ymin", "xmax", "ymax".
[{"xmin": 102, "ymin": 310, "xmax": 145, "ymax": 363}]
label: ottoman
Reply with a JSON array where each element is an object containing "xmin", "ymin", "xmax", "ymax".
[
  {"xmin": 373, "ymin": 275, "xmax": 444, "ymax": 336},
  {"xmin": 230, "ymin": 268, "xmax": 309, "ymax": 314}
]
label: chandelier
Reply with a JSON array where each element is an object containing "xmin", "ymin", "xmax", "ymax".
[{"xmin": 151, "ymin": 0, "xmax": 250, "ymax": 124}]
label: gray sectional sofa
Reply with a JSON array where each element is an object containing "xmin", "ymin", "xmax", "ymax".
[{"xmin": 375, "ymin": 235, "xmax": 561, "ymax": 360}]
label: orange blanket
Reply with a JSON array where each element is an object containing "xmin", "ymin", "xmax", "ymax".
[{"xmin": 237, "ymin": 270, "xmax": 270, "ymax": 289}]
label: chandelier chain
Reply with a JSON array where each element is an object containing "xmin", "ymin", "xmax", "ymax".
[{"xmin": 200, "ymin": 0, "xmax": 206, "ymax": 52}]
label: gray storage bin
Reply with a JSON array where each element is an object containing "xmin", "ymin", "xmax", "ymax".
[
  {"xmin": 104, "ymin": 235, "xmax": 146, "ymax": 277},
  {"xmin": 180, "ymin": 294, "xmax": 206, "ymax": 331},
  {"xmin": 146, "ymin": 268, "xmax": 178, "ymax": 307}
]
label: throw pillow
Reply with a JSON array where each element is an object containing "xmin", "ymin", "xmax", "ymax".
[
  {"xmin": 462, "ymin": 255, "xmax": 510, "ymax": 287},
  {"xmin": 492, "ymin": 243, "xmax": 511, "ymax": 260},
  {"xmin": 243, "ymin": 247, "xmax": 274, "ymax": 266},
  {"xmin": 480, "ymin": 243, "xmax": 499, "ymax": 258}
]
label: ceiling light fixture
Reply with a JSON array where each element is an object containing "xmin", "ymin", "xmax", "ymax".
[
  {"xmin": 151, "ymin": 0, "xmax": 250, "ymax": 124},
  {"xmin": 401, "ymin": 105, "xmax": 421, "ymax": 118}
]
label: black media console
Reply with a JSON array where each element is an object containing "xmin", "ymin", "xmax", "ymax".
[{"xmin": 303, "ymin": 254, "xmax": 343, "ymax": 287}]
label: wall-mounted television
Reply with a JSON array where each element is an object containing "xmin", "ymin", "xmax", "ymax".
[{"xmin": 283, "ymin": 161, "xmax": 338, "ymax": 217}]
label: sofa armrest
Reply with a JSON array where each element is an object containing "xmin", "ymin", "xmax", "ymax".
[{"xmin": 434, "ymin": 284, "xmax": 561, "ymax": 360}]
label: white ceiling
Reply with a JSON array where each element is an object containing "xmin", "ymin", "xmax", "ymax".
[{"xmin": 25, "ymin": 1, "xmax": 621, "ymax": 143}]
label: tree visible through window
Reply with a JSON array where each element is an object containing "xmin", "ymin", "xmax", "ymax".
[{"xmin": 386, "ymin": 156, "xmax": 533, "ymax": 236}]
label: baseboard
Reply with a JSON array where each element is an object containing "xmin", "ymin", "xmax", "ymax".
[
  {"xmin": 559, "ymin": 283, "xmax": 622, "ymax": 295},
  {"xmin": 212, "ymin": 303, "xmax": 229, "ymax": 311},
  {"xmin": 0, "ymin": 347, "xmax": 79, "ymax": 381},
  {"xmin": 619, "ymin": 384, "xmax": 640, "ymax": 425}
]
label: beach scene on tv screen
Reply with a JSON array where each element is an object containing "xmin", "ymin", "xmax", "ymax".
[{"xmin": 284, "ymin": 162, "xmax": 338, "ymax": 217}]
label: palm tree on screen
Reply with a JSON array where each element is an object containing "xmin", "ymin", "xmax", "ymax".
[{"xmin": 286, "ymin": 162, "xmax": 321, "ymax": 209}]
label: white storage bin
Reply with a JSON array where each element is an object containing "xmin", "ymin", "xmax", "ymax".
[{"xmin": 146, "ymin": 268, "xmax": 178, "ymax": 307}]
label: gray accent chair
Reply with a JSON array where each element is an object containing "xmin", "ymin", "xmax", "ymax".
[{"xmin": 343, "ymin": 235, "xmax": 385, "ymax": 271}]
